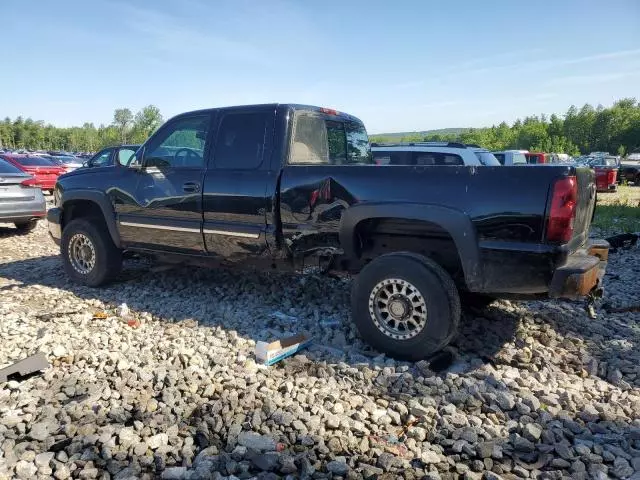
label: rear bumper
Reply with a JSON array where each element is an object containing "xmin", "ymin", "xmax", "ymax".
[
  {"xmin": 47, "ymin": 207, "xmax": 62, "ymax": 245},
  {"xmin": 0, "ymin": 196, "xmax": 46, "ymax": 223},
  {"xmin": 548, "ymin": 239, "xmax": 609, "ymax": 300},
  {"xmin": 36, "ymin": 181, "xmax": 57, "ymax": 190}
]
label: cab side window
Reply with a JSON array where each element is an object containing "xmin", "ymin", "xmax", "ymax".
[
  {"xmin": 214, "ymin": 112, "xmax": 269, "ymax": 169},
  {"xmin": 90, "ymin": 149, "xmax": 113, "ymax": 167},
  {"xmin": 144, "ymin": 115, "xmax": 210, "ymax": 168}
]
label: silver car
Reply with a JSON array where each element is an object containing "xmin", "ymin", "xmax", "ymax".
[{"xmin": 0, "ymin": 158, "xmax": 46, "ymax": 232}]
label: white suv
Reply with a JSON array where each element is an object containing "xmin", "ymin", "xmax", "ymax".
[
  {"xmin": 371, "ymin": 142, "xmax": 501, "ymax": 166},
  {"xmin": 492, "ymin": 150, "xmax": 528, "ymax": 166}
]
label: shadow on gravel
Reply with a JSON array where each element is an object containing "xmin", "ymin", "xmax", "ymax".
[
  {"xmin": 0, "ymin": 225, "xmax": 32, "ymax": 238},
  {"xmin": 3, "ymin": 255, "xmax": 640, "ymax": 478},
  {"xmin": 0, "ymin": 254, "xmax": 518, "ymax": 375}
]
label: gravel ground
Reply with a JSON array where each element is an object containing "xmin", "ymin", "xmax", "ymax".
[{"xmin": 0, "ymin": 214, "xmax": 639, "ymax": 480}]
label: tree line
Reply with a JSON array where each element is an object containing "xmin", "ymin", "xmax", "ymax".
[
  {"xmin": 371, "ymin": 98, "xmax": 640, "ymax": 156},
  {"xmin": 0, "ymin": 105, "xmax": 163, "ymax": 152},
  {"xmin": 2, "ymin": 98, "xmax": 640, "ymax": 155}
]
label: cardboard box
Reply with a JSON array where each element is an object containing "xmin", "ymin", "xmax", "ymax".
[{"xmin": 255, "ymin": 334, "xmax": 311, "ymax": 366}]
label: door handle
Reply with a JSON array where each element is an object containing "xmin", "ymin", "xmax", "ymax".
[{"xmin": 183, "ymin": 182, "xmax": 200, "ymax": 193}]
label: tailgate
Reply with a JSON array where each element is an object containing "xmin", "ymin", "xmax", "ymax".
[{"xmin": 571, "ymin": 166, "xmax": 597, "ymax": 249}]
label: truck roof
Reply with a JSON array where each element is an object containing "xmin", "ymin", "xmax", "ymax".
[{"xmin": 170, "ymin": 103, "xmax": 366, "ymax": 125}]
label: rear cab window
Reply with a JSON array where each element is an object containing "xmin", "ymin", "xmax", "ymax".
[
  {"xmin": 494, "ymin": 153, "xmax": 506, "ymax": 165},
  {"xmin": 289, "ymin": 111, "xmax": 372, "ymax": 165}
]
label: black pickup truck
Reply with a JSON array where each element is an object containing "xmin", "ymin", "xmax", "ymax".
[{"xmin": 47, "ymin": 104, "xmax": 609, "ymax": 360}]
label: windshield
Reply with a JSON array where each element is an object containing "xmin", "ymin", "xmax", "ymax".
[
  {"xmin": 474, "ymin": 151, "xmax": 501, "ymax": 166},
  {"xmin": 13, "ymin": 156, "xmax": 57, "ymax": 167}
]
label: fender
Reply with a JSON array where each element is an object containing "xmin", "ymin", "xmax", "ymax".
[
  {"xmin": 61, "ymin": 189, "xmax": 121, "ymax": 248},
  {"xmin": 339, "ymin": 202, "xmax": 483, "ymax": 290}
]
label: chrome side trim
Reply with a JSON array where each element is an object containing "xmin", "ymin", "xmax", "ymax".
[
  {"xmin": 119, "ymin": 221, "xmax": 260, "ymax": 239},
  {"xmin": 119, "ymin": 221, "xmax": 200, "ymax": 233},
  {"xmin": 203, "ymin": 229, "xmax": 260, "ymax": 239}
]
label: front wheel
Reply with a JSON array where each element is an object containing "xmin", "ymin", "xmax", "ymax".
[
  {"xmin": 61, "ymin": 218, "xmax": 122, "ymax": 286},
  {"xmin": 351, "ymin": 253, "xmax": 460, "ymax": 361}
]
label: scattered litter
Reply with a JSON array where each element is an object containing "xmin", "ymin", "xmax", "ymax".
[
  {"xmin": 319, "ymin": 318, "xmax": 340, "ymax": 327},
  {"xmin": 0, "ymin": 352, "xmax": 49, "ymax": 383},
  {"xmin": 35, "ymin": 309, "xmax": 82, "ymax": 320},
  {"xmin": 92, "ymin": 311, "xmax": 108, "ymax": 320},
  {"xmin": 270, "ymin": 311, "xmax": 298, "ymax": 323},
  {"xmin": 603, "ymin": 303, "xmax": 640, "ymax": 314},
  {"xmin": 127, "ymin": 318, "xmax": 141, "ymax": 329},
  {"xmin": 368, "ymin": 434, "xmax": 409, "ymax": 457},
  {"xmin": 255, "ymin": 334, "xmax": 311, "ymax": 366},
  {"xmin": 116, "ymin": 303, "xmax": 130, "ymax": 318},
  {"xmin": 605, "ymin": 232, "xmax": 638, "ymax": 251}
]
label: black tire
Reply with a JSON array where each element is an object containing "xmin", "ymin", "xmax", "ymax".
[
  {"xmin": 14, "ymin": 220, "xmax": 38, "ymax": 233},
  {"xmin": 460, "ymin": 292, "xmax": 497, "ymax": 310},
  {"xmin": 61, "ymin": 218, "xmax": 122, "ymax": 287},
  {"xmin": 351, "ymin": 252, "xmax": 461, "ymax": 361}
]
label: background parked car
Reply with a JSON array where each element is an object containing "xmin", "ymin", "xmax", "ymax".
[
  {"xmin": 49, "ymin": 155, "xmax": 84, "ymax": 173},
  {"xmin": 0, "ymin": 158, "xmax": 46, "ymax": 232},
  {"xmin": 0, "ymin": 154, "xmax": 65, "ymax": 193},
  {"xmin": 588, "ymin": 156, "xmax": 618, "ymax": 192},
  {"xmin": 618, "ymin": 155, "xmax": 640, "ymax": 185},
  {"xmin": 86, "ymin": 144, "xmax": 140, "ymax": 168},
  {"xmin": 371, "ymin": 142, "xmax": 501, "ymax": 166},
  {"xmin": 492, "ymin": 150, "xmax": 528, "ymax": 165},
  {"xmin": 525, "ymin": 152, "xmax": 548, "ymax": 164}
]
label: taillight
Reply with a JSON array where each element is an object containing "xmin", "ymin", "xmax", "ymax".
[
  {"xmin": 20, "ymin": 178, "xmax": 39, "ymax": 187},
  {"xmin": 547, "ymin": 176, "xmax": 577, "ymax": 243},
  {"xmin": 607, "ymin": 170, "xmax": 616, "ymax": 185}
]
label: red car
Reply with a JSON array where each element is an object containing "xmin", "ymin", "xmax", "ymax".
[
  {"xmin": 525, "ymin": 152, "xmax": 548, "ymax": 164},
  {"xmin": 0, "ymin": 154, "xmax": 66, "ymax": 192},
  {"xmin": 588, "ymin": 157, "xmax": 618, "ymax": 192}
]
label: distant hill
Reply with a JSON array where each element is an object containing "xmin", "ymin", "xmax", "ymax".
[{"xmin": 371, "ymin": 127, "xmax": 469, "ymax": 139}]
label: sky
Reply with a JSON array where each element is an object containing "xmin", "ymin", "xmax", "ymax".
[{"xmin": 1, "ymin": 0, "xmax": 639, "ymax": 134}]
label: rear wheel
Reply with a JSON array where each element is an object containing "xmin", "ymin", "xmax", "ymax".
[
  {"xmin": 14, "ymin": 220, "xmax": 38, "ymax": 233},
  {"xmin": 351, "ymin": 253, "xmax": 460, "ymax": 361},
  {"xmin": 61, "ymin": 218, "xmax": 122, "ymax": 286}
]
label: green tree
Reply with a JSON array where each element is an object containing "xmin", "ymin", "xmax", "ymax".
[
  {"xmin": 131, "ymin": 105, "xmax": 163, "ymax": 144},
  {"xmin": 113, "ymin": 108, "xmax": 133, "ymax": 143}
]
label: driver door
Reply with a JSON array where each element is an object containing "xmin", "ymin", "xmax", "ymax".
[{"xmin": 117, "ymin": 113, "xmax": 212, "ymax": 253}]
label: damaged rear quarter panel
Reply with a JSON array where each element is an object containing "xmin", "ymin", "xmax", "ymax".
[{"xmin": 278, "ymin": 164, "xmax": 564, "ymax": 293}]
